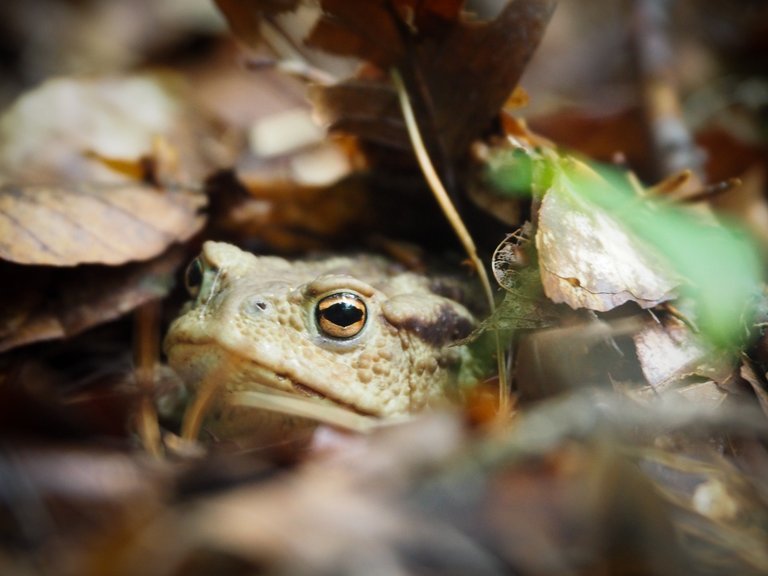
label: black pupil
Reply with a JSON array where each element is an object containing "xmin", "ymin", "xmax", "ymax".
[
  {"xmin": 186, "ymin": 259, "xmax": 203, "ymax": 290},
  {"xmin": 322, "ymin": 301, "xmax": 363, "ymax": 327}
]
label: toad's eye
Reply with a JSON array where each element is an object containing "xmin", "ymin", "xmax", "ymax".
[
  {"xmin": 184, "ymin": 257, "xmax": 204, "ymax": 297},
  {"xmin": 315, "ymin": 292, "xmax": 367, "ymax": 339}
]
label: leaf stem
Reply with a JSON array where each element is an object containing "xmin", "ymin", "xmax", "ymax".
[{"xmin": 391, "ymin": 67, "xmax": 509, "ymax": 413}]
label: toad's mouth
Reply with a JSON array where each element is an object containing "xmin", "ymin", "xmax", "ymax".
[
  {"xmin": 246, "ymin": 362, "xmax": 379, "ymax": 418},
  {"xmin": 166, "ymin": 339, "xmax": 380, "ymax": 427}
]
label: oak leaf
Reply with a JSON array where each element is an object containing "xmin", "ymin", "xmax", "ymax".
[{"xmin": 307, "ymin": 0, "xmax": 557, "ymax": 163}]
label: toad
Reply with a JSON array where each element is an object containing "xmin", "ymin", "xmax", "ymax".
[{"xmin": 164, "ymin": 242, "xmax": 478, "ymax": 439}]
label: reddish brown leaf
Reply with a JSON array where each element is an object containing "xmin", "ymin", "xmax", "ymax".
[
  {"xmin": 213, "ymin": 0, "xmax": 302, "ymax": 50},
  {"xmin": 306, "ymin": 0, "xmax": 404, "ymax": 66},
  {"xmin": 392, "ymin": 0, "xmax": 464, "ymax": 23},
  {"xmin": 307, "ymin": 0, "xmax": 557, "ymax": 161},
  {"xmin": 308, "ymin": 79, "xmax": 407, "ymax": 149}
]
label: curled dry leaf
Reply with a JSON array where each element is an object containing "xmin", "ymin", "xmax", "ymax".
[
  {"xmin": 0, "ymin": 74, "xmax": 224, "ymax": 265},
  {"xmin": 0, "ymin": 74, "xmax": 226, "ymax": 186},
  {"xmin": 536, "ymin": 183, "xmax": 679, "ymax": 311},
  {"xmin": 213, "ymin": 0, "xmax": 302, "ymax": 51},
  {"xmin": 217, "ymin": 0, "xmax": 556, "ymax": 167},
  {"xmin": 307, "ymin": 0, "xmax": 557, "ymax": 161},
  {"xmin": 739, "ymin": 361, "xmax": 768, "ymax": 418},
  {"xmin": 633, "ymin": 316, "xmax": 735, "ymax": 393},
  {"xmin": 0, "ymin": 184, "xmax": 205, "ymax": 266},
  {"xmin": 0, "ymin": 248, "xmax": 185, "ymax": 353}
]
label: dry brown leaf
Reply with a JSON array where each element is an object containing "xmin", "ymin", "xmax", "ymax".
[
  {"xmin": 0, "ymin": 74, "xmax": 226, "ymax": 186},
  {"xmin": 308, "ymin": 79, "xmax": 407, "ymax": 150},
  {"xmin": 213, "ymin": 0, "xmax": 302, "ymax": 51},
  {"xmin": 740, "ymin": 360, "xmax": 768, "ymax": 418},
  {"xmin": 633, "ymin": 316, "xmax": 735, "ymax": 393},
  {"xmin": 209, "ymin": 167, "xmax": 371, "ymax": 252},
  {"xmin": 307, "ymin": 0, "xmax": 557, "ymax": 162},
  {"xmin": 0, "ymin": 248, "xmax": 184, "ymax": 352},
  {"xmin": 528, "ymin": 106, "xmax": 654, "ymax": 178},
  {"xmin": 0, "ymin": 73, "xmax": 227, "ymax": 266},
  {"xmin": 0, "ymin": 184, "xmax": 204, "ymax": 266},
  {"xmin": 536, "ymin": 183, "xmax": 679, "ymax": 311},
  {"xmin": 214, "ymin": 0, "xmax": 555, "ymax": 167}
]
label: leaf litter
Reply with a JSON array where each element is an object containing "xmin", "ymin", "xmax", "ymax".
[{"xmin": 0, "ymin": 1, "xmax": 768, "ymax": 575}]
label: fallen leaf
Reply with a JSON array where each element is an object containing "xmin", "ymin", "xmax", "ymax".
[
  {"xmin": 0, "ymin": 74, "xmax": 227, "ymax": 186},
  {"xmin": 0, "ymin": 248, "xmax": 184, "ymax": 352},
  {"xmin": 633, "ymin": 316, "xmax": 735, "ymax": 393},
  {"xmin": 536, "ymin": 179, "xmax": 679, "ymax": 311},
  {"xmin": 213, "ymin": 0, "xmax": 302, "ymax": 51},
  {"xmin": 307, "ymin": 0, "xmax": 557, "ymax": 162},
  {"xmin": 739, "ymin": 360, "xmax": 768, "ymax": 418},
  {"xmin": 0, "ymin": 184, "xmax": 204, "ymax": 266},
  {"xmin": 307, "ymin": 78, "xmax": 408, "ymax": 150},
  {"xmin": 217, "ymin": 0, "xmax": 555, "ymax": 176},
  {"xmin": 527, "ymin": 105, "xmax": 654, "ymax": 178}
]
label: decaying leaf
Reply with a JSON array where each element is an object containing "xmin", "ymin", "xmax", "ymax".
[
  {"xmin": 0, "ymin": 74, "xmax": 227, "ymax": 186},
  {"xmin": 740, "ymin": 360, "xmax": 768, "ymax": 418},
  {"xmin": 308, "ymin": 0, "xmax": 556, "ymax": 162},
  {"xmin": 0, "ymin": 248, "xmax": 184, "ymax": 353},
  {"xmin": 0, "ymin": 73, "xmax": 228, "ymax": 266},
  {"xmin": 633, "ymin": 316, "xmax": 735, "ymax": 393},
  {"xmin": 536, "ymin": 180, "xmax": 679, "ymax": 311},
  {"xmin": 472, "ymin": 226, "xmax": 556, "ymax": 337},
  {"xmin": 0, "ymin": 184, "xmax": 204, "ymax": 266},
  {"xmin": 213, "ymin": 0, "xmax": 303, "ymax": 51},
  {"xmin": 217, "ymin": 0, "xmax": 555, "ymax": 173}
]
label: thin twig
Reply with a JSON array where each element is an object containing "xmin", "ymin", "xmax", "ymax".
[{"xmin": 391, "ymin": 68, "xmax": 509, "ymax": 413}]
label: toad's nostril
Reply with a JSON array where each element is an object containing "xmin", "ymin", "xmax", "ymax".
[{"xmin": 244, "ymin": 298, "xmax": 269, "ymax": 315}]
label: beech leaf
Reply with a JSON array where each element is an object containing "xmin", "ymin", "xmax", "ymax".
[{"xmin": 0, "ymin": 184, "xmax": 204, "ymax": 266}]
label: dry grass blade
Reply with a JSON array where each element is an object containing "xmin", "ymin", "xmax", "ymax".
[
  {"xmin": 181, "ymin": 364, "xmax": 231, "ymax": 441},
  {"xmin": 134, "ymin": 301, "xmax": 162, "ymax": 457},
  {"xmin": 391, "ymin": 68, "xmax": 508, "ymax": 412}
]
